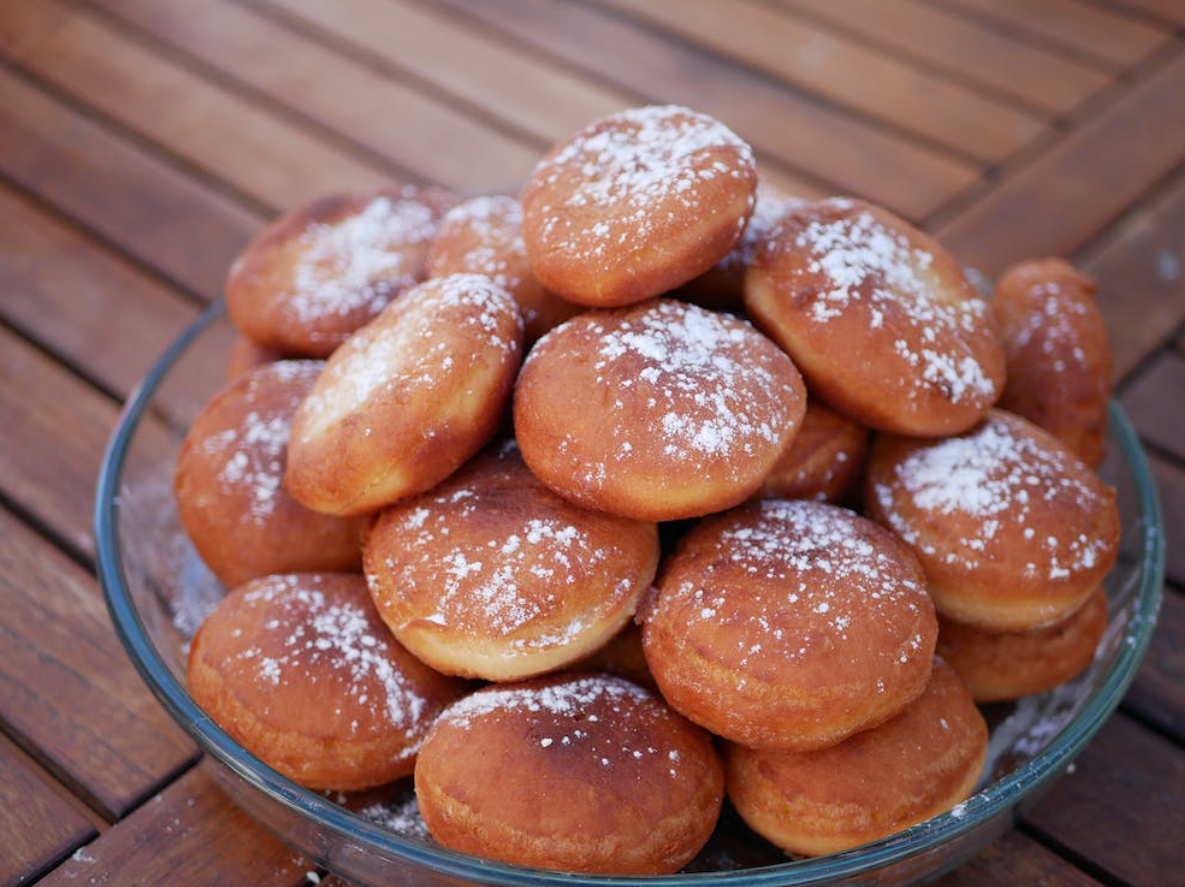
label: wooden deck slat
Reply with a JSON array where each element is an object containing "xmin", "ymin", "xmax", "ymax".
[
  {"xmin": 0, "ymin": 183, "xmax": 209, "ymax": 400},
  {"xmin": 1149, "ymin": 455, "xmax": 1185, "ymax": 587},
  {"xmin": 0, "ymin": 0, "xmax": 395, "ymax": 213},
  {"xmin": 0, "ymin": 501, "xmax": 196, "ymax": 819},
  {"xmin": 1107, "ymin": 0, "xmax": 1185, "ymax": 27},
  {"xmin": 1079, "ymin": 166, "xmax": 1185, "ymax": 380},
  {"xmin": 0, "ymin": 735, "xmax": 97, "ymax": 887},
  {"xmin": 932, "ymin": 829, "xmax": 1103, "ymax": 886},
  {"xmin": 1124, "ymin": 587, "xmax": 1185, "ymax": 743},
  {"xmin": 435, "ymin": 0, "xmax": 979, "ymax": 219},
  {"xmin": 933, "ymin": 48, "xmax": 1185, "ymax": 279},
  {"xmin": 770, "ymin": 0, "xmax": 1111, "ymax": 116},
  {"xmin": 1121, "ymin": 351, "xmax": 1185, "ymax": 459},
  {"xmin": 0, "ymin": 64, "xmax": 259, "ymax": 301},
  {"xmin": 932, "ymin": 0, "xmax": 1172, "ymax": 71},
  {"xmin": 86, "ymin": 0, "xmax": 541, "ymax": 194},
  {"xmin": 1023, "ymin": 715, "xmax": 1185, "ymax": 887},
  {"xmin": 37, "ymin": 768, "xmax": 311, "ymax": 887},
  {"xmin": 592, "ymin": 0, "xmax": 1047, "ymax": 166}
]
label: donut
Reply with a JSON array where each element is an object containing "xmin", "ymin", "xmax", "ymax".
[
  {"xmin": 414, "ymin": 673, "xmax": 724, "ymax": 874},
  {"xmin": 286, "ymin": 274, "xmax": 523, "ymax": 516},
  {"xmin": 571, "ymin": 621, "xmax": 657, "ymax": 691},
  {"xmin": 226, "ymin": 185, "xmax": 455, "ymax": 357},
  {"xmin": 938, "ymin": 586, "xmax": 1107, "ymax": 702},
  {"xmin": 866, "ymin": 409, "xmax": 1119, "ymax": 631},
  {"xmin": 521, "ymin": 105, "xmax": 757, "ymax": 307},
  {"xmin": 363, "ymin": 442, "xmax": 659, "ymax": 681},
  {"xmin": 188, "ymin": 573, "xmax": 463, "ymax": 790},
  {"xmin": 725, "ymin": 658, "xmax": 986, "ymax": 857},
  {"xmin": 643, "ymin": 499, "xmax": 937, "ymax": 750},
  {"xmin": 426, "ymin": 195, "xmax": 579, "ymax": 344},
  {"xmin": 225, "ymin": 336, "xmax": 290, "ymax": 382},
  {"xmin": 745, "ymin": 197, "xmax": 1006, "ymax": 436},
  {"xmin": 681, "ymin": 182, "xmax": 804, "ymax": 312},
  {"xmin": 759, "ymin": 397, "xmax": 868, "ymax": 503},
  {"xmin": 175, "ymin": 361, "xmax": 365, "ymax": 588},
  {"xmin": 993, "ymin": 258, "xmax": 1112, "ymax": 467},
  {"xmin": 514, "ymin": 298, "xmax": 806, "ymax": 521}
]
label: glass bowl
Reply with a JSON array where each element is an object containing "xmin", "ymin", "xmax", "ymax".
[{"xmin": 96, "ymin": 301, "xmax": 1164, "ymax": 886}]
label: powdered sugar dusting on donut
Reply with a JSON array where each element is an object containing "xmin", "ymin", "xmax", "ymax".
[
  {"xmin": 773, "ymin": 199, "xmax": 996, "ymax": 406},
  {"xmin": 532, "ymin": 105, "xmax": 754, "ymax": 266},
  {"xmin": 874, "ymin": 413, "xmax": 1111, "ymax": 577},
  {"xmin": 582, "ymin": 300, "xmax": 795, "ymax": 481},
  {"xmin": 297, "ymin": 274, "xmax": 521, "ymax": 437},
  {"xmin": 236, "ymin": 575, "xmax": 430, "ymax": 737},
  {"xmin": 198, "ymin": 362, "xmax": 320, "ymax": 524},
  {"xmin": 717, "ymin": 188, "xmax": 804, "ymax": 273},
  {"xmin": 288, "ymin": 192, "xmax": 438, "ymax": 323}
]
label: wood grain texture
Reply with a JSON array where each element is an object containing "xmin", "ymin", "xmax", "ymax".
[
  {"xmin": 87, "ymin": 0, "xmax": 540, "ymax": 194},
  {"xmin": 593, "ymin": 0, "xmax": 1046, "ymax": 165},
  {"xmin": 1082, "ymin": 167, "xmax": 1185, "ymax": 381},
  {"xmin": 934, "ymin": 49, "xmax": 1185, "ymax": 278},
  {"xmin": 0, "ymin": 64, "xmax": 258, "ymax": 300},
  {"xmin": 932, "ymin": 0, "xmax": 1171, "ymax": 70},
  {"xmin": 37, "ymin": 768, "xmax": 311, "ymax": 887},
  {"xmin": 1124, "ymin": 588, "xmax": 1185, "ymax": 742},
  {"xmin": 0, "ymin": 503, "xmax": 195, "ymax": 819},
  {"xmin": 1149, "ymin": 455, "xmax": 1185, "ymax": 587},
  {"xmin": 0, "ymin": 0, "xmax": 394, "ymax": 212},
  {"xmin": 1023, "ymin": 715, "xmax": 1185, "ymax": 887},
  {"xmin": 932, "ymin": 829, "xmax": 1104, "ymax": 886},
  {"xmin": 435, "ymin": 0, "xmax": 977, "ymax": 218},
  {"xmin": 0, "ymin": 735, "xmax": 96, "ymax": 887},
  {"xmin": 1110, "ymin": 0, "xmax": 1185, "ymax": 27},
  {"xmin": 772, "ymin": 0, "xmax": 1110, "ymax": 116},
  {"xmin": 1121, "ymin": 351, "xmax": 1185, "ymax": 459}
]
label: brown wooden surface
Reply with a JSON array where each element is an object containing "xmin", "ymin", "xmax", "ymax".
[{"xmin": 0, "ymin": 1, "xmax": 1181, "ymax": 884}]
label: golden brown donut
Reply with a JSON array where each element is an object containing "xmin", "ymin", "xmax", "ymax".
[
  {"xmin": 426, "ymin": 195, "xmax": 579, "ymax": 344},
  {"xmin": 514, "ymin": 298, "xmax": 806, "ymax": 521},
  {"xmin": 188, "ymin": 573, "xmax": 463, "ymax": 790},
  {"xmin": 227, "ymin": 185, "xmax": 455, "ymax": 357},
  {"xmin": 175, "ymin": 361, "xmax": 365, "ymax": 588},
  {"xmin": 759, "ymin": 397, "xmax": 868, "ymax": 502},
  {"xmin": 225, "ymin": 336, "xmax": 291, "ymax": 382},
  {"xmin": 364, "ymin": 442, "xmax": 659, "ymax": 681},
  {"xmin": 994, "ymin": 258, "xmax": 1112, "ymax": 467},
  {"xmin": 643, "ymin": 499, "xmax": 937, "ymax": 750},
  {"xmin": 680, "ymin": 182, "xmax": 804, "ymax": 312},
  {"xmin": 571, "ymin": 621, "xmax": 657, "ymax": 691},
  {"xmin": 938, "ymin": 586, "xmax": 1107, "ymax": 702},
  {"xmin": 866, "ymin": 409, "xmax": 1119, "ymax": 631},
  {"xmin": 726, "ymin": 658, "xmax": 986, "ymax": 857},
  {"xmin": 521, "ymin": 105, "xmax": 757, "ymax": 307},
  {"xmin": 745, "ymin": 197, "xmax": 1006, "ymax": 436},
  {"xmin": 286, "ymin": 274, "xmax": 524, "ymax": 516},
  {"xmin": 415, "ymin": 673, "xmax": 724, "ymax": 874}
]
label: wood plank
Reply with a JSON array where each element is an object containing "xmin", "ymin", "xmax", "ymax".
[
  {"xmin": 1023, "ymin": 715, "xmax": 1185, "ymax": 887},
  {"xmin": 0, "ymin": 734, "xmax": 97, "ymax": 887},
  {"xmin": 933, "ymin": 49, "xmax": 1185, "ymax": 279},
  {"xmin": 933, "ymin": 0, "xmax": 1171, "ymax": 71},
  {"xmin": 0, "ymin": 502, "xmax": 196, "ymax": 819},
  {"xmin": 593, "ymin": 0, "xmax": 1046, "ymax": 165},
  {"xmin": 0, "ymin": 183, "xmax": 208, "ymax": 400},
  {"xmin": 1107, "ymin": 0, "xmax": 1185, "ymax": 27},
  {"xmin": 1150, "ymin": 455, "xmax": 1185, "ymax": 587},
  {"xmin": 1121, "ymin": 351, "xmax": 1185, "ymax": 459},
  {"xmin": 1081, "ymin": 166, "xmax": 1185, "ymax": 380},
  {"xmin": 1124, "ymin": 587, "xmax": 1185, "ymax": 743},
  {"xmin": 0, "ymin": 64, "xmax": 258, "ymax": 301},
  {"xmin": 247, "ymin": 0, "xmax": 633, "ymax": 143},
  {"xmin": 38, "ymin": 768, "xmax": 310, "ymax": 887},
  {"xmin": 772, "ymin": 0, "xmax": 1111, "ymax": 116},
  {"xmin": 933, "ymin": 829, "xmax": 1102, "ymax": 886},
  {"xmin": 86, "ymin": 0, "xmax": 540, "ymax": 194},
  {"xmin": 0, "ymin": 0, "xmax": 394, "ymax": 212},
  {"xmin": 434, "ymin": 0, "xmax": 979, "ymax": 219}
]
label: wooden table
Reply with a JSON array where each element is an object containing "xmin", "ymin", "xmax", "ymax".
[{"xmin": 1, "ymin": 1, "xmax": 1183, "ymax": 884}]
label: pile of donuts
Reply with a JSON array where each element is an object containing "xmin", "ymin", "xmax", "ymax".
[{"xmin": 175, "ymin": 104, "xmax": 1119, "ymax": 875}]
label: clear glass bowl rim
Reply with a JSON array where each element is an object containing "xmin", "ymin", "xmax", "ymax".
[{"xmin": 95, "ymin": 300, "xmax": 1166, "ymax": 887}]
